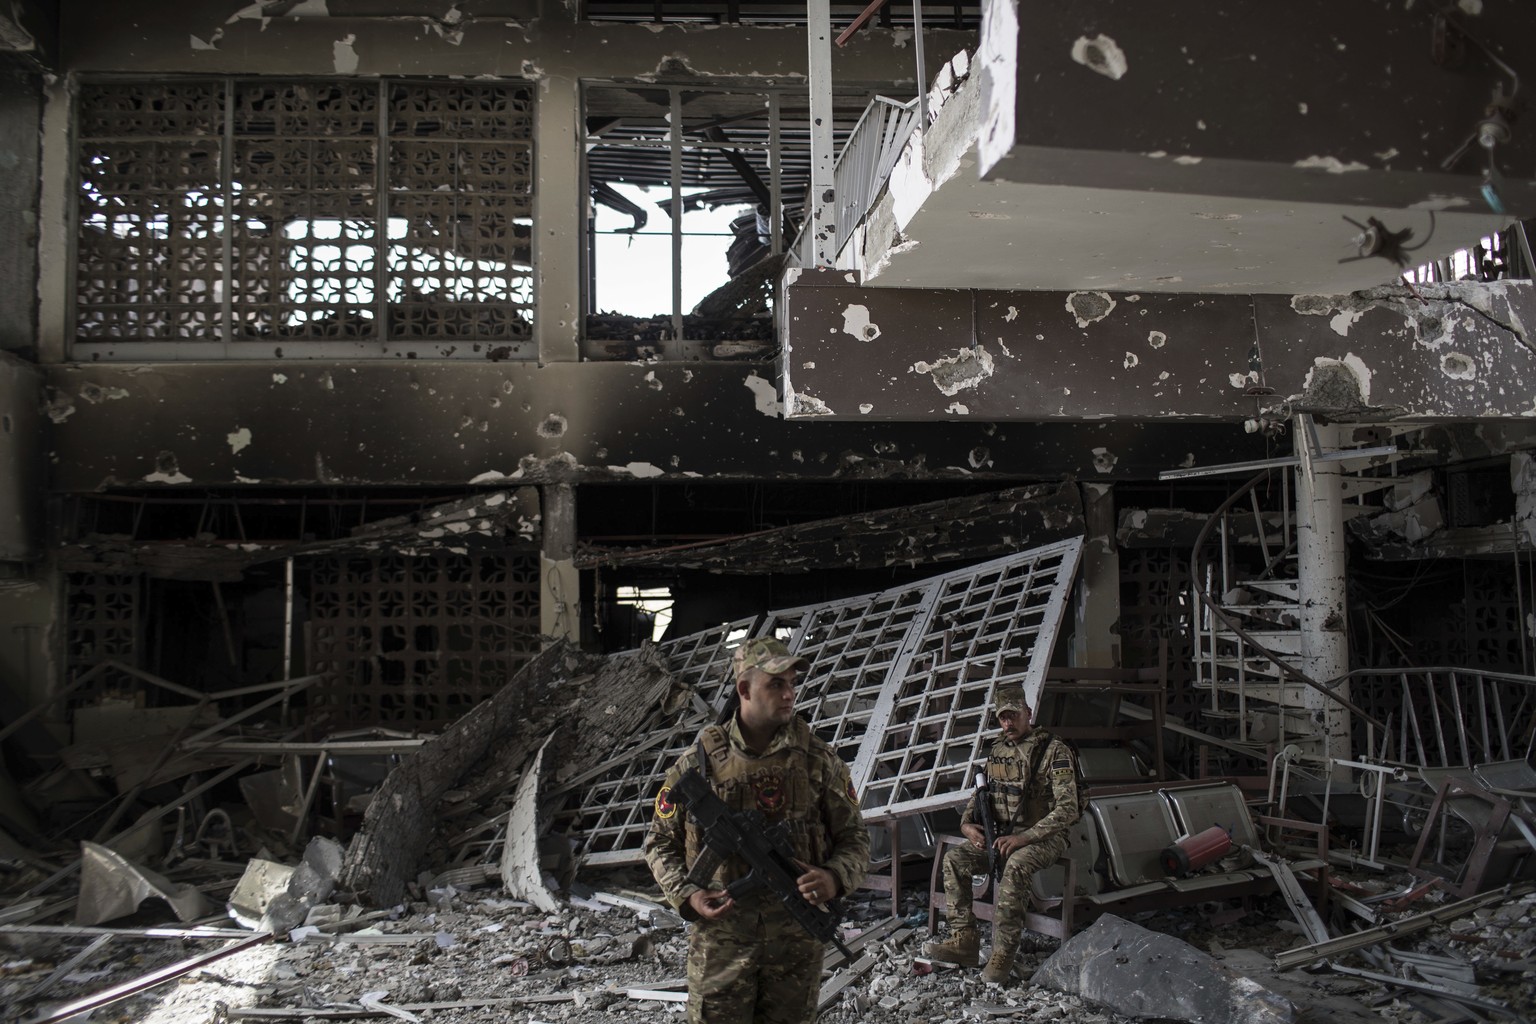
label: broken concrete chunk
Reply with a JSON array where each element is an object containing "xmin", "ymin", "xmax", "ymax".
[
  {"xmin": 228, "ymin": 857, "xmax": 298, "ymax": 930},
  {"xmin": 1031, "ymin": 914, "xmax": 1295, "ymax": 1024},
  {"xmin": 76, "ymin": 840, "xmax": 212, "ymax": 926},
  {"xmin": 228, "ymin": 836, "xmax": 345, "ymax": 933},
  {"xmin": 501, "ymin": 735, "xmax": 560, "ymax": 912}
]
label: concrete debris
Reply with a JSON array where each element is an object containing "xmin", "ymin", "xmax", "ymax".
[
  {"xmin": 500, "ymin": 735, "xmax": 560, "ymax": 912},
  {"xmin": 340, "ymin": 641, "xmax": 676, "ymax": 906},
  {"xmin": 1032, "ymin": 914, "xmax": 1295, "ymax": 1024},
  {"xmin": 230, "ymin": 837, "xmax": 345, "ymax": 934},
  {"xmin": 74, "ymin": 840, "xmax": 212, "ymax": 926},
  {"xmin": 3, "ymin": 866, "xmax": 1535, "ymax": 1024}
]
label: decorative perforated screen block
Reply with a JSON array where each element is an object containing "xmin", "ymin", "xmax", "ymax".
[
  {"xmin": 307, "ymin": 552, "xmax": 540, "ymax": 727},
  {"xmin": 555, "ymin": 617, "xmax": 761, "ymax": 864},
  {"xmin": 76, "ymin": 79, "xmax": 533, "ymax": 343},
  {"xmin": 849, "ymin": 538, "xmax": 1083, "ymax": 818}
]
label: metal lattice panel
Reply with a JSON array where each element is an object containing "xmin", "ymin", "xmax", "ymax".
[
  {"xmin": 556, "ymin": 540, "xmax": 1083, "ymax": 866},
  {"xmin": 77, "ymin": 79, "xmax": 533, "ymax": 346},
  {"xmin": 306, "ymin": 552, "xmax": 540, "ymax": 727},
  {"xmin": 850, "ymin": 539, "xmax": 1084, "ymax": 818},
  {"xmin": 778, "ymin": 589, "xmax": 937, "ymax": 769},
  {"xmin": 555, "ymin": 617, "xmax": 760, "ymax": 864}
]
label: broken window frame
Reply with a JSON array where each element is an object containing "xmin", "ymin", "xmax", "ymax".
[
  {"xmin": 580, "ymin": 82, "xmax": 803, "ymax": 357},
  {"xmin": 72, "ymin": 77, "xmax": 535, "ymax": 360}
]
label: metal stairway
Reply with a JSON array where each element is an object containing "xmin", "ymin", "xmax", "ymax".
[{"xmin": 1189, "ymin": 432, "xmax": 1412, "ymax": 761}]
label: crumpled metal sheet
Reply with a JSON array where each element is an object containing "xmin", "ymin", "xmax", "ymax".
[{"xmin": 75, "ymin": 840, "xmax": 211, "ymax": 926}]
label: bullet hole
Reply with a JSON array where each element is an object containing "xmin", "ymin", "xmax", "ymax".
[
  {"xmin": 1070, "ymin": 34, "xmax": 1129, "ymax": 80},
  {"xmin": 1066, "ymin": 291, "xmax": 1116, "ymax": 328},
  {"xmin": 537, "ymin": 414, "xmax": 568, "ymax": 438},
  {"xmin": 487, "ymin": 346, "xmax": 513, "ymax": 361},
  {"xmin": 501, "ymin": 380, "xmax": 515, "ymax": 394},
  {"xmin": 1, "ymin": 414, "xmax": 11, "ymax": 434},
  {"xmin": 1441, "ymin": 352, "xmax": 1476, "ymax": 380},
  {"xmin": 1148, "ymin": 330, "xmax": 1167, "ymax": 348},
  {"xmin": 968, "ymin": 446, "xmax": 991, "ymax": 469}
]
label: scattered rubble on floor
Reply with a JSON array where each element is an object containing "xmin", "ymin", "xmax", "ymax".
[{"xmin": 3, "ymin": 867, "xmax": 1533, "ymax": 1024}]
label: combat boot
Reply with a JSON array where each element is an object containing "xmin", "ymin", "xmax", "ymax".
[
  {"xmin": 981, "ymin": 937, "xmax": 1018, "ymax": 984},
  {"xmin": 921, "ymin": 926, "xmax": 980, "ymax": 967}
]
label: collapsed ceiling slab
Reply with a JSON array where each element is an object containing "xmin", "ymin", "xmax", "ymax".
[
  {"xmin": 576, "ymin": 481, "xmax": 1083, "ymax": 572},
  {"xmin": 55, "ymin": 489, "xmax": 541, "ymax": 581},
  {"xmin": 783, "ymin": 272, "xmax": 1536, "ymax": 424}
]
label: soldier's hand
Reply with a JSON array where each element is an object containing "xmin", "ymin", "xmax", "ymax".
[
  {"xmin": 687, "ymin": 889, "xmax": 735, "ymax": 920},
  {"xmin": 994, "ymin": 834, "xmax": 1030, "ymax": 858},
  {"xmin": 960, "ymin": 823, "xmax": 987, "ymax": 849},
  {"xmin": 794, "ymin": 861, "xmax": 838, "ymax": 907}
]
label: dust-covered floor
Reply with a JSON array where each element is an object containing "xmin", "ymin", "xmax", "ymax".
[{"xmin": 5, "ymin": 864, "xmax": 1533, "ymax": 1024}]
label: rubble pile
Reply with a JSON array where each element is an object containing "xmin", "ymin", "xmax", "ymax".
[{"xmin": 3, "ymin": 868, "xmax": 1534, "ymax": 1024}]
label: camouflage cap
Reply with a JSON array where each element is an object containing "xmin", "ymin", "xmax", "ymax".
[
  {"xmin": 732, "ymin": 637, "xmax": 810, "ymax": 678},
  {"xmin": 994, "ymin": 684, "xmax": 1028, "ymax": 715}
]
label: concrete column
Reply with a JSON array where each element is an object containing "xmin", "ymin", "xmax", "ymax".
[
  {"xmin": 540, "ymin": 483, "xmax": 579, "ymax": 642},
  {"xmin": 534, "ymin": 75, "xmax": 581, "ymax": 363},
  {"xmin": 34, "ymin": 75, "xmax": 71, "ymax": 365},
  {"xmin": 1071, "ymin": 482, "xmax": 1121, "ymax": 668},
  {"xmin": 1295, "ymin": 419, "xmax": 1351, "ymax": 767},
  {"xmin": 806, "ymin": 0, "xmax": 835, "ymax": 267}
]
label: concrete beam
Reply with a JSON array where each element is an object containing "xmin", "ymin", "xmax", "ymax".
[
  {"xmin": 61, "ymin": 1, "xmax": 971, "ymax": 84},
  {"xmin": 40, "ymin": 359, "xmax": 1270, "ymax": 490},
  {"xmin": 979, "ymin": 0, "xmax": 1535, "ymax": 211},
  {"xmin": 782, "ymin": 269, "xmax": 1536, "ymax": 423},
  {"xmin": 851, "ymin": 0, "xmax": 1536, "ymax": 294}
]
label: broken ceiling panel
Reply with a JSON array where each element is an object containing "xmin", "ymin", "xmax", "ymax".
[
  {"xmin": 577, "ymin": 482, "xmax": 1085, "ymax": 573},
  {"xmin": 57, "ymin": 488, "xmax": 541, "ymax": 581}
]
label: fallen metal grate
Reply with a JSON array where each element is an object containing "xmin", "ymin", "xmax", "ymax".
[{"xmin": 556, "ymin": 539, "xmax": 1083, "ymax": 865}]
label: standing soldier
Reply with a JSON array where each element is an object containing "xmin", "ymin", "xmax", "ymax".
[
  {"xmin": 923, "ymin": 684, "xmax": 1080, "ymax": 984},
  {"xmin": 643, "ymin": 637, "xmax": 870, "ymax": 1023}
]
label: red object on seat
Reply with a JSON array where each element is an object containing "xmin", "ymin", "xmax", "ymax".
[{"xmin": 1159, "ymin": 825, "xmax": 1233, "ymax": 876}]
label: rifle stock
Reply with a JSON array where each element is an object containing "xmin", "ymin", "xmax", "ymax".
[{"xmin": 673, "ymin": 767, "xmax": 853, "ymax": 958}]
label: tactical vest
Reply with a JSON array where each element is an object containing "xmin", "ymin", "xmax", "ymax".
[
  {"xmin": 684, "ymin": 719, "xmax": 832, "ymax": 887},
  {"xmin": 983, "ymin": 731, "xmax": 1059, "ymax": 830}
]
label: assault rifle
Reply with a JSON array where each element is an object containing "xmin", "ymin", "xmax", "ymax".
[
  {"xmin": 672, "ymin": 767, "xmax": 853, "ymax": 957},
  {"xmin": 974, "ymin": 772, "xmax": 1001, "ymax": 882}
]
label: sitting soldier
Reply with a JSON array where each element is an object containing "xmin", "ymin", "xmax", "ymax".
[{"xmin": 923, "ymin": 684, "xmax": 1080, "ymax": 983}]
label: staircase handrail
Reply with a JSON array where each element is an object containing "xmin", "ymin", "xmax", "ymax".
[{"xmin": 1190, "ymin": 472, "xmax": 1384, "ymax": 730}]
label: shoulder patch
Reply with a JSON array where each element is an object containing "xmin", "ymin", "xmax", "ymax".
[
  {"xmin": 654, "ymin": 785, "xmax": 678, "ymax": 819},
  {"xmin": 1051, "ymin": 756, "xmax": 1072, "ymax": 771},
  {"xmin": 847, "ymin": 780, "xmax": 859, "ymax": 804}
]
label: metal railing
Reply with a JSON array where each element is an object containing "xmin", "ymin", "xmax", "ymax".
[
  {"xmin": 1334, "ymin": 666, "xmax": 1536, "ymax": 770},
  {"xmin": 796, "ymin": 95, "xmax": 920, "ymax": 266}
]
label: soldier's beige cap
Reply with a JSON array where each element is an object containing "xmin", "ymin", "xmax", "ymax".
[
  {"xmin": 732, "ymin": 637, "xmax": 810, "ymax": 678},
  {"xmin": 994, "ymin": 684, "xmax": 1028, "ymax": 715}
]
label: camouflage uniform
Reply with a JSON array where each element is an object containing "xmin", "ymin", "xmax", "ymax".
[
  {"xmin": 943, "ymin": 727, "xmax": 1079, "ymax": 955},
  {"xmin": 643, "ymin": 713, "xmax": 869, "ymax": 1024}
]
